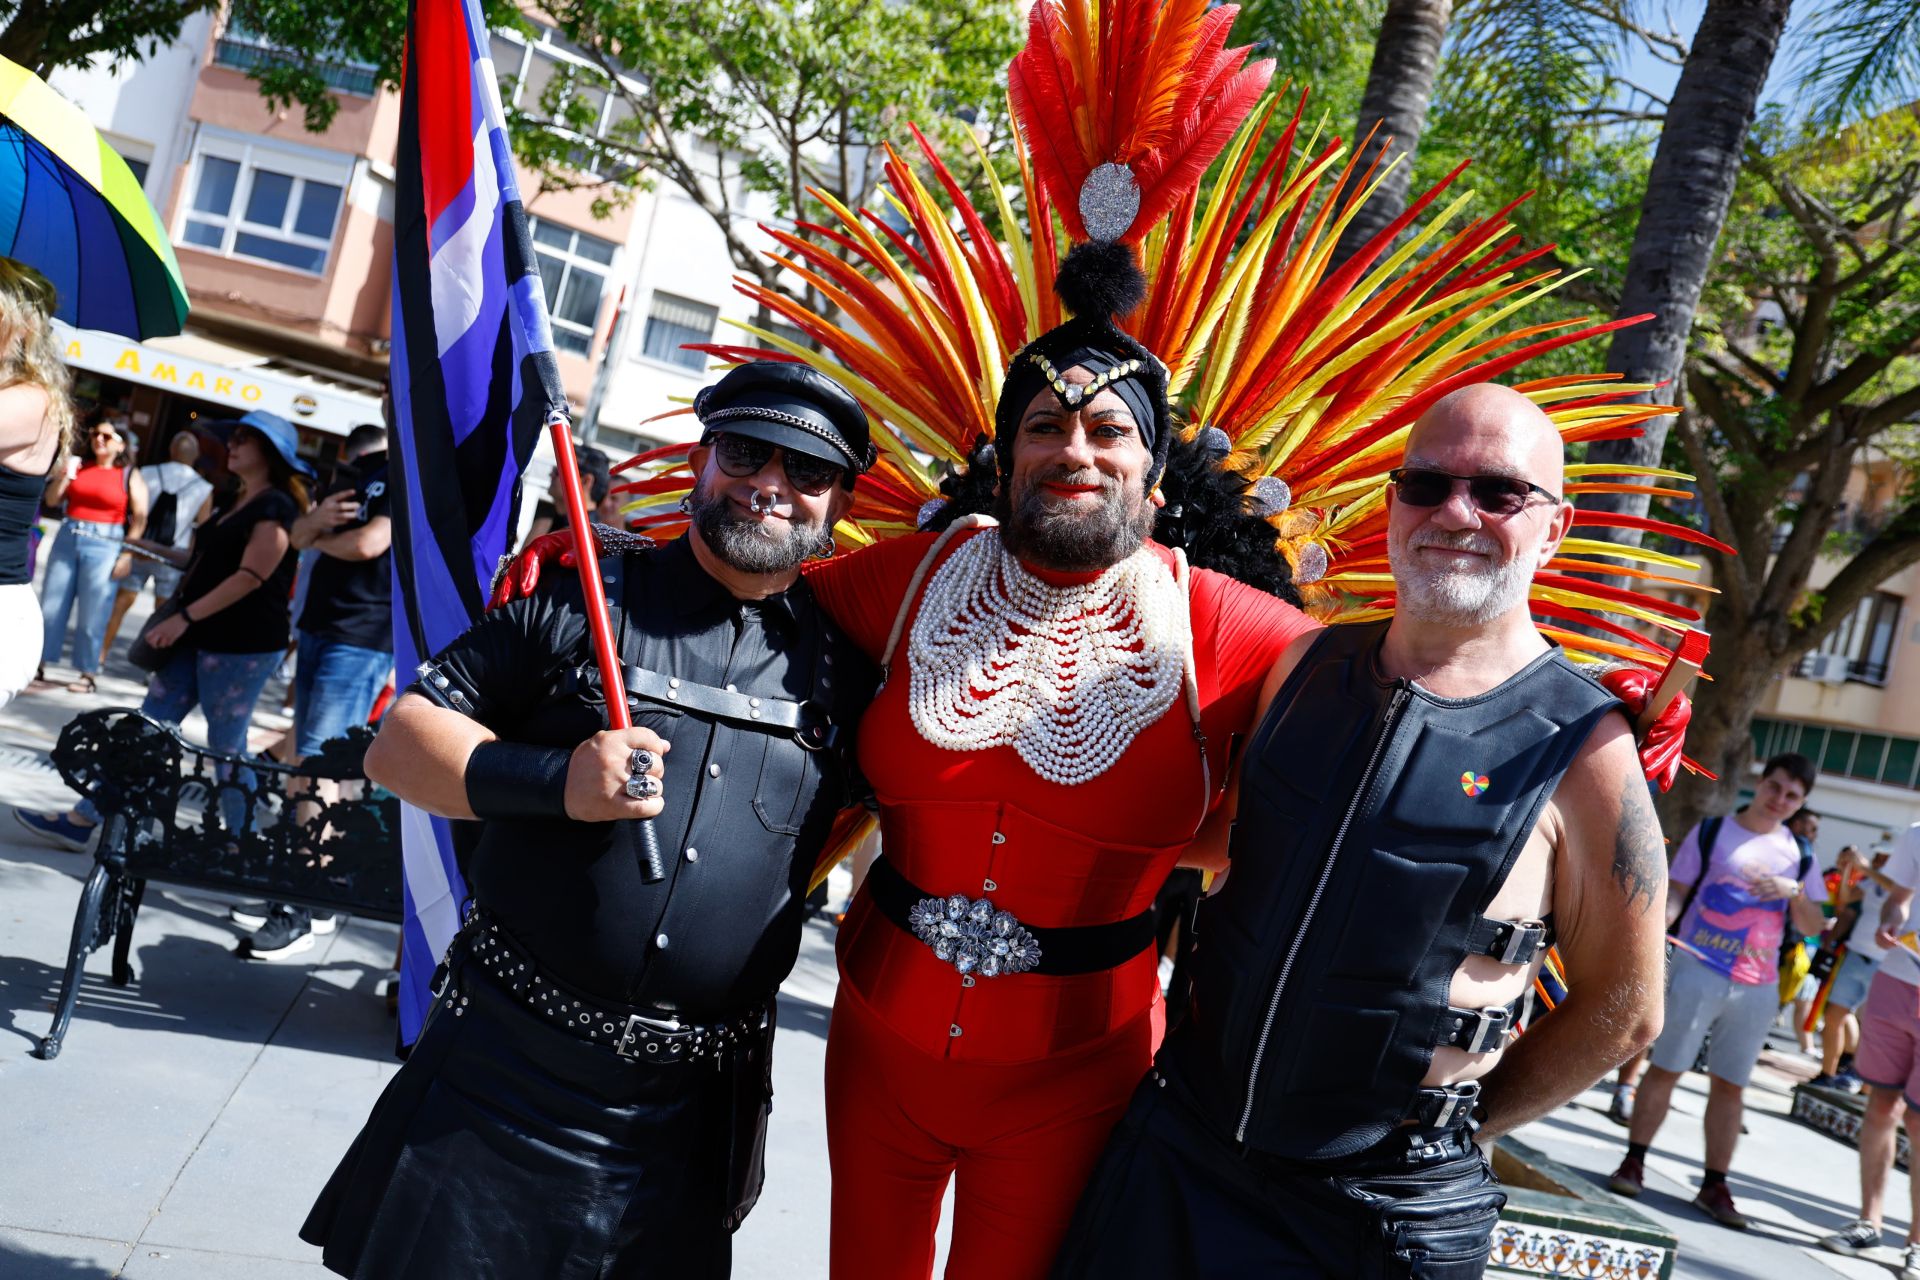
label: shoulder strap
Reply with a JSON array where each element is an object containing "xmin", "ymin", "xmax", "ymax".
[
  {"xmin": 878, "ymin": 516, "xmax": 996, "ymax": 674},
  {"xmin": 1170, "ymin": 547, "xmax": 1210, "ymax": 837},
  {"xmin": 1676, "ymin": 815, "xmax": 1724, "ymax": 925}
]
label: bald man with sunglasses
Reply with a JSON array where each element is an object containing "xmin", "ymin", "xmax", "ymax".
[{"xmin": 1053, "ymin": 383, "xmax": 1671, "ymax": 1280}]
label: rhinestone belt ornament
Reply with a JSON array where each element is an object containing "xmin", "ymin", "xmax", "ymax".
[{"xmin": 907, "ymin": 893, "xmax": 1043, "ymax": 978}]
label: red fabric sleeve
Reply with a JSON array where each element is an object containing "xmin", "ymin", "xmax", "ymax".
[
  {"xmin": 1191, "ymin": 568, "xmax": 1320, "ymax": 720},
  {"xmin": 801, "ymin": 533, "xmax": 939, "ymax": 663}
]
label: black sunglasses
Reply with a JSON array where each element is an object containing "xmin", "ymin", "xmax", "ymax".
[
  {"xmin": 712, "ymin": 432, "xmax": 844, "ymax": 496},
  {"xmin": 1389, "ymin": 467, "xmax": 1561, "ymax": 517}
]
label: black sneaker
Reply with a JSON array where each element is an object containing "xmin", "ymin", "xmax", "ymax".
[
  {"xmin": 1808, "ymin": 1073, "xmax": 1840, "ymax": 1090},
  {"xmin": 1820, "ymin": 1219, "xmax": 1884, "ymax": 1256},
  {"xmin": 228, "ymin": 901, "xmax": 273, "ymax": 930},
  {"xmin": 246, "ymin": 907, "xmax": 315, "ymax": 961}
]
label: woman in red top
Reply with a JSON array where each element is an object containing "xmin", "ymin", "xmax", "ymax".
[{"xmin": 39, "ymin": 410, "xmax": 146, "ymax": 691}]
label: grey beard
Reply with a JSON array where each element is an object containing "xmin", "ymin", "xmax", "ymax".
[
  {"xmin": 1387, "ymin": 534, "xmax": 1536, "ymax": 626},
  {"xmin": 689, "ymin": 482, "xmax": 830, "ymax": 574},
  {"xmin": 994, "ymin": 472, "xmax": 1155, "ymax": 572}
]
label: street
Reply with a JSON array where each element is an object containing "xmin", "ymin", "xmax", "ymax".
[{"xmin": 0, "ymin": 674, "xmax": 1901, "ymax": 1278}]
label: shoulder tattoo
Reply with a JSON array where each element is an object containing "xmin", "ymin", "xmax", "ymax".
[{"xmin": 1611, "ymin": 772, "xmax": 1665, "ymax": 915}]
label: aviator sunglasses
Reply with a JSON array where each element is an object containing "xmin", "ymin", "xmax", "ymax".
[
  {"xmin": 1389, "ymin": 467, "xmax": 1561, "ymax": 517},
  {"xmin": 712, "ymin": 432, "xmax": 844, "ymax": 497}
]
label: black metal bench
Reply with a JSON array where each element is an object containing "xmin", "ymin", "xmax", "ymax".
[{"xmin": 36, "ymin": 706, "xmax": 402, "ymax": 1060}]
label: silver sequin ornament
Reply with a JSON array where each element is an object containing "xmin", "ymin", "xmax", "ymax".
[
  {"xmin": 1251, "ymin": 476, "xmax": 1291, "ymax": 517},
  {"xmin": 1294, "ymin": 542, "xmax": 1329, "ymax": 585},
  {"xmin": 1079, "ymin": 163, "xmax": 1142, "ymax": 243}
]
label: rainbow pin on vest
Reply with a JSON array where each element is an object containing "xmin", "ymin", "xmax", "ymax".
[{"xmin": 1460, "ymin": 771, "xmax": 1490, "ymax": 798}]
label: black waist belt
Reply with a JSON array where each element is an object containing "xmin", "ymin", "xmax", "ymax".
[
  {"xmin": 445, "ymin": 914, "xmax": 769, "ymax": 1066},
  {"xmin": 865, "ymin": 855, "xmax": 1155, "ymax": 978}
]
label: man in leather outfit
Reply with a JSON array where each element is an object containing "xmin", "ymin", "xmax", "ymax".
[
  {"xmin": 300, "ymin": 362, "xmax": 877, "ymax": 1279},
  {"xmin": 1053, "ymin": 383, "xmax": 1671, "ymax": 1279}
]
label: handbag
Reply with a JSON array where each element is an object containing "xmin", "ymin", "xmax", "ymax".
[{"xmin": 128, "ymin": 596, "xmax": 191, "ymax": 672}]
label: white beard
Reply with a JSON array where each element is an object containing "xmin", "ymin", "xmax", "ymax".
[{"xmin": 1388, "ymin": 529, "xmax": 1536, "ymax": 626}]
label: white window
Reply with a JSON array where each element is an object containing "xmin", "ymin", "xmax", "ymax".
[
  {"xmin": 528, "ymin": 216, "xmax": 617, "ymax": 356},
  {"xmin": 491, "ymin": 23, "xmax": 642, "ymax": 177},
  {"xmin": 639, "ymin": 293, "xmax": 718, "ymax": 370},
  {"xmin": 179, "ymin": 132, "xmax": 349, "ymax": 276},
  {"xmin": 1798, "ymin": 591, "xmax": 1904, "ymax": 686}
]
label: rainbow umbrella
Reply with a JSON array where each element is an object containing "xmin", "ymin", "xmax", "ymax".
[{"xmin": 0, "ymin": 54, "xmax": 187, "ymax": 338}]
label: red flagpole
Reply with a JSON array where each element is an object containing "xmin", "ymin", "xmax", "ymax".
[
  {"xmin": 546, "ymin": 411, "xmax": 629, "ymax": 731},
  {"xmin": 546, "ymin": 411, "xmax": 665, "ymax": 880}
]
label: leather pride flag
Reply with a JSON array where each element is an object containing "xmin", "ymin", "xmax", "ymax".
[{"xmin": 389, "ymin": 0, "xmax": 557, "ymax": 1045}]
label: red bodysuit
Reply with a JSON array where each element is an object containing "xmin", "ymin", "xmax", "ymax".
[{"xmin": 806, "ymin": 530, "xmax": 1317, "ymax": 1278}]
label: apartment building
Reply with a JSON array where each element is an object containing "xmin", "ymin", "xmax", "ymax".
[
  {"xmin": 47, "ymin": 12, "xmax": 768, "ymax": 477},
  {"xmin": 1747, "ymin": 454, "xmax": 1920, "ymax": 854}
]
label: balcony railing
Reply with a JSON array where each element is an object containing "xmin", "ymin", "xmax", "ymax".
[{"xmin": 213, "ymin": 37, "xmax": 378, "ymax": 97}]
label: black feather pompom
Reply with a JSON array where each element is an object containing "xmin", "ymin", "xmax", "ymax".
[
  {"xmin": 1153, "ymin": 431, "xmax": 1301, "ymax": 606},
  {"xmin": 924, "ymin": 434, "xmax": 1000, "ymax": 532},
  {"xmin": 1055, "ymin": 241, "xmax": 1147, "ymax": 321}
]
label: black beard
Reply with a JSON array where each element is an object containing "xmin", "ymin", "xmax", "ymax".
[
  {"xmin": 994, "ymin": 467, "xmax": 1155, "ymax": 572},
  {"xmin": 688, "ymin": 478, "xmax": 830, "ymax": 574}
]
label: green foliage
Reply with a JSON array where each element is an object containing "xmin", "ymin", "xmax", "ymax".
[
  {"xmin": 0, "ymin": 0, "xmax": 222, "ymax": 76},
  {"xmin": 503, "ymin": 0, "xmax": 1020, "ymax": 293}
]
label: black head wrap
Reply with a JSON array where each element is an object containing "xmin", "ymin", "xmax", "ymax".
[{"xmin": 994, "ymin": 242, "xmax": 1172, "ymax": 489}]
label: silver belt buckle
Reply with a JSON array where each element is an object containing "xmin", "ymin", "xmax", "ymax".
[
  {"xmin": 1466, "ymin": 1007, "xmax": 1511, "ymax": 1054},
  {"xmin": 1499, "ymin": 919, "xmax": 1547, "ymax": 965},
  {"xmin": 615, "ymin": 1011, "xmax": 683, "ymax": 1058},
  {"xmin": 1432, "ymin": 1081, "xmax": 1480, "ymax": 1128},
  {"xmin": 907, "ymin": 893, "xmax": 1042, "ymax": 979}
]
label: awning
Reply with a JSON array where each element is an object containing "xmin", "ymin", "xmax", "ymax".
[{"xmin": 53, "ymin": 320, "xmax": 383, "ymax": 435}]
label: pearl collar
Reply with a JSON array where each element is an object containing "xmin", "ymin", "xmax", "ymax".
[{"xmin": 907, "ymin": 530, "xmax": 1192, "ymax": 785}]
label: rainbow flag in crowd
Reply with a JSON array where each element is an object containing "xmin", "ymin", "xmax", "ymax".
[{"xmin": 388, "ymin": 0, "xmax": 559, "ymax": 1044}]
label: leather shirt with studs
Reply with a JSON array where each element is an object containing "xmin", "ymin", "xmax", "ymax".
[{"xmin": 408, "ymin": 536, "xmax": 874, "ymax": 1018}]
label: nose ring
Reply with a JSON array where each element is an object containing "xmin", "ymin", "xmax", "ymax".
[{"xmin": 749, "ymin": 489, "xmax": 773, "ymax": 514}]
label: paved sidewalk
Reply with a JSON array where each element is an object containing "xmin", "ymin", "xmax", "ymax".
[{"xmin": 0, "ymin": 666, "xmax": 1901, "ymax": 1277}]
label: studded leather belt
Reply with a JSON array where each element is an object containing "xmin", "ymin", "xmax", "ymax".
[
  {"xmin": 443, "ymin": 914, "xmax": 769, "ymax": 1066},
  {"xmin": 865, "ymin": 856, "xmax": 1155, "ymax": 978}
]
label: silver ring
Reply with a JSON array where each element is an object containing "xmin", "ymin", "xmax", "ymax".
[
  {"xmin": 627, "ymin": 748, "xmax": 656, "ymax": 777},
  {"xmin": 624, "ymin": 774, "xmax": 662, "ymax": 801}
]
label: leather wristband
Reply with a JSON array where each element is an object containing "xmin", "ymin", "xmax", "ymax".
[{"xmin": 465, "ymin": 740, "xmax": 572, "ymax": 820}]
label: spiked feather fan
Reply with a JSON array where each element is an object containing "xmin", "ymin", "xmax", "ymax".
[{"xmin": 627, "ymin": 0, "xmax": 1719, "ymax": 743}]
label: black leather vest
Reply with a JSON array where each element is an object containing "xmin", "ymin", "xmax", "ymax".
[{"xmin": 1165, "ymin": 621, "xmax": 1619, "ymax": 1161}]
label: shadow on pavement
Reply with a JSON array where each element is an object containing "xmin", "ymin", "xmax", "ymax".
[
  {"xmin": 0, "ymin": 937, "xmax": 395, "ymax": 1063},
  {"xmin": 0, "ymin": 1237, "xmax": 118, "ymax": 1279},
  {"xmin": 776, "ymin": 990, "xmax": 830, "ymax": 1041}
]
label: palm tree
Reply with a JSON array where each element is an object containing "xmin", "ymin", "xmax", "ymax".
[
  {"xmin": 1330, "ymin": 0, "xmax": 1454, "ymax": 268},
  {"xmin": 1578, "ymin": 0, "xmax": 1793, "ymax": 525}
]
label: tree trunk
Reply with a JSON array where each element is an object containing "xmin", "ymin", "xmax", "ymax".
[
  {"xmin": 1328, "ymin": 0, "xmax": 1452, "ymax": 272},
  {"xmin": 1654, "ymin": 601, "xmax": 1777, "ymax": 844},
  {"xmin": 1581, "ymin": 0, "xmax": 1791, "ymax": 533}
]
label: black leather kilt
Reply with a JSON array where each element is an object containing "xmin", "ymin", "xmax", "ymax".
[
  {"xmin": 301, "ymin": 941, "xmax": 776, "ymax": 1280},
  {"xmin": 1051, "ymin": 1070, "xmax": 1505, "ymax": 1280}
]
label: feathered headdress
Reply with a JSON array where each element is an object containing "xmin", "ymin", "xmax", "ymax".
[{"xmin": 618, "ymin": 0, "xmax": 1720, "ymax": 700}]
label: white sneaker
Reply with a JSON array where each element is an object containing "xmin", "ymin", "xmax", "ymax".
[{"xmin": 1902, "ymin": 1242, "xmax": 1920, "ymax": 1280}]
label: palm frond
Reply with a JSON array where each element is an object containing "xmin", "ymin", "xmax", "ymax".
[{"xmin": 1792, "ymin": 0, "xmax": 1920, "ymax": 127}]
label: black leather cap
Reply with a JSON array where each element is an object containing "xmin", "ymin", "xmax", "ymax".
[{"xmin": 693, "ymin": 361, "xmax": 876, "ymax": 486}]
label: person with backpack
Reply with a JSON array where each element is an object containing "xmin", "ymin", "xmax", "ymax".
[
  {"xmin": 1608, "ymin": 752, "xmax": 1827, "ymax": 1228},
  {"xmin": 101, "ymin": 431, "xmax": 213, "ymax": 659}
]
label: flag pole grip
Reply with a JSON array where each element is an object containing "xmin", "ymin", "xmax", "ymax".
[{"xmin": 548, "ymin": 414, "xmax": 666, "ymax": 883}]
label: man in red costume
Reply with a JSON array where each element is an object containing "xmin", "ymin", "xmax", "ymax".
[{"xmin": 803, "ymin": 244, "xmax": 1318, "ymax": 1278}]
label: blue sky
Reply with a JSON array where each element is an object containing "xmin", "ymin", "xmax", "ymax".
[{"xmin": 1616, "ymin": 1, "xmax": 1813, "ymax": 118}]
